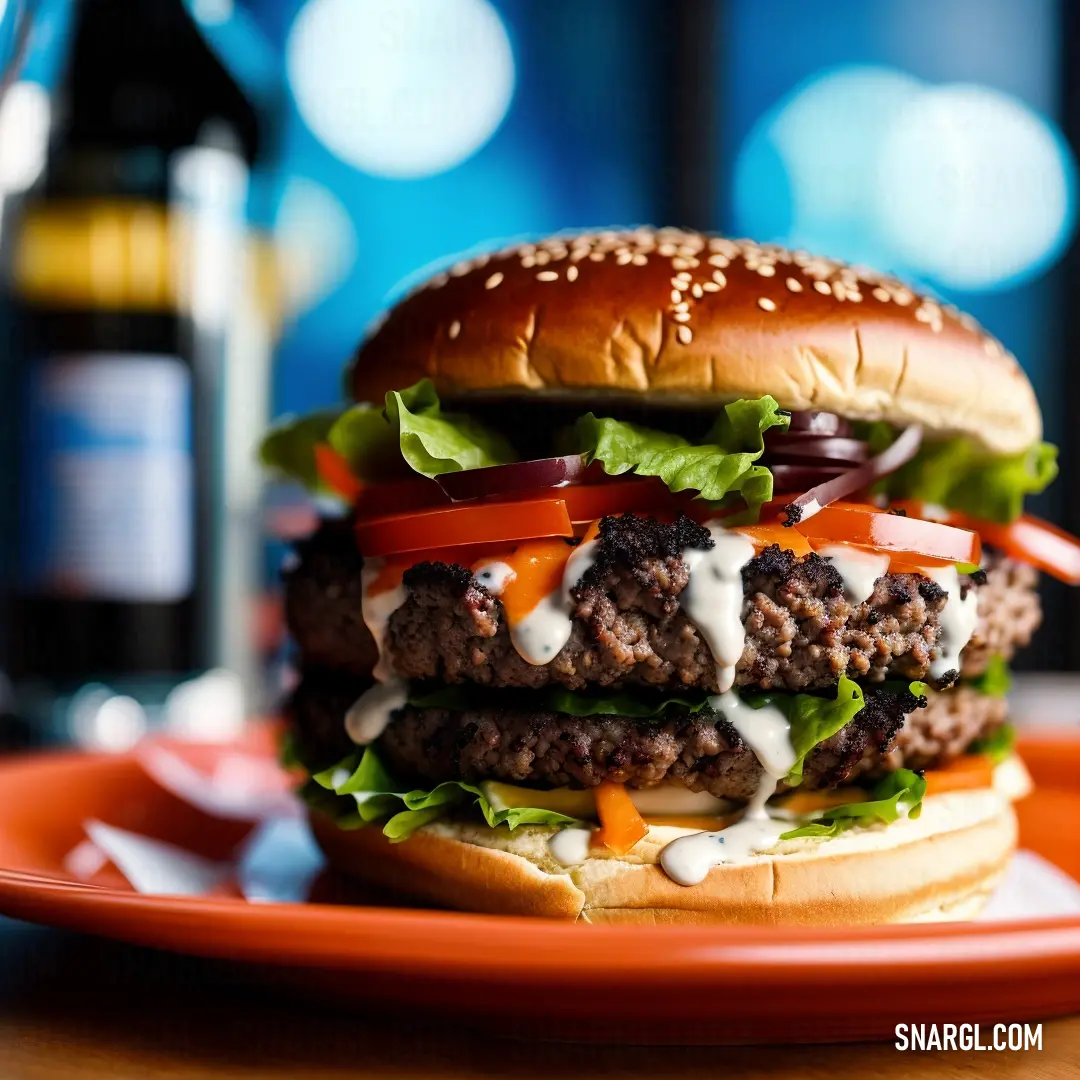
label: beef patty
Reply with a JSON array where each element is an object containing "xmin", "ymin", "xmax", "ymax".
[
  {"xmin": 286, "ymin": 675, "xmax": 1004, "ymax": 803},
  {"xmin": 284, "ymin": 515, "xmax": 1040, "ymax": 693}
]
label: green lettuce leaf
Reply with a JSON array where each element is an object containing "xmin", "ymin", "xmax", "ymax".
[
  {"xmin": 311, "ymin": 746, "xmax": 578, "ymax": 841},
  {"xmin": 744, "ymin": 676, "xmax": 866, "ymax": 786},
  {"xmin": 325, "ymin": 404, "xmax": 402, "ymax": 481},
  {"xmin": 876, "ymin": 434, "xmax": 1058, "ymax": 523},
  {"xmin": 408, "ymin": 682, "xmax": 714, "ymax": 719},
  {"xmin": 381, "ymin": 378, "xmax": 517, "ymax": 476},
  {"xmin": 260, "ymin": 379, "xmax": 516, "ymax": 488},
  {"xmin": 779, "ymin": 768, "xmax": 927, "ymax": 840},
  {"xmin": 278, "ymin": 730, "xmax": 303, "ymax": 771},
  {"xmin": 567, "ymin": 396, "xmax": 789, "ymax": 513},
  {"xmin": 968, "ymin": 723, "xmax": 1016, "ymax": 764},
  {"xmin": 259, "ymin": 410, "xmax": 341, "ymax": 489},
  {"xmin": 968, "ymin": 655, "xmax": 1013, "ymax": 698}
]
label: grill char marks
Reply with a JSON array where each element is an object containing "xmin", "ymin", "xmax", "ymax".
[
  {"xmin": 285, "ymin": 675, "xmax": 999, "ymax": 802},
  {"xmin": 284, "ymin": 516, "xmax": 1040, "ymax": 692}
]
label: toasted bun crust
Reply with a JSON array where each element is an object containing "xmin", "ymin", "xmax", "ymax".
[
  {"xmin": 349, "ymin": 229, "xmax": 1040, "ymax": 455},
  {"xmin": 310, "ymin": 783, "xmax": 1019, "ymax": 925}
]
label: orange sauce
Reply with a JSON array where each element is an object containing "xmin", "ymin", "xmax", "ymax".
[
  {"xmin": 732, "ymin": 522, "xmax": 814, "ymax": 558},
  {"xmin": 923, "ymin": 754, "xmax": 996, "ymax": 795},
  {"xmin": 472, "ymin": 537, "xmax": 575, "ymax": 624}
]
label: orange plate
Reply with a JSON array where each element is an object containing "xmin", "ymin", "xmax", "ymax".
[{"xmin": 0, "ymin": 731, "xmax": 1079, "ymax": 1045}]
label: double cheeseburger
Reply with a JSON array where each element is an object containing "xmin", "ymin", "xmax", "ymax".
[{"xmin": 264, "ymin": 228, "xmax": 1079, "ymax": 925}]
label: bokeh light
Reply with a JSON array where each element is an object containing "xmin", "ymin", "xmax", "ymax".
[
  {"xmin": 732, "ymin": 64, "xmax": 1077, "ymax": 293},
  {"xmin": 877, "ymin": 84, "xmax": 1075, "ymax": 291},
  {"xmin": 274, "ymin": 177, "xmax": 358, "ymax": 314},
  {"xmin": 286, "ymin": 0, "xmax": 515, "ymax": 179}
]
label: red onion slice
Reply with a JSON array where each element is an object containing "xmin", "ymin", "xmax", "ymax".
[
  {"xmin": 768, "ymin": 464, "xmax": 849, "ymax": 491},
  {"xmin": 763, "ymin": 434, "xmax": 870, "ymax": 466},
  {"xmin": 781, "ymin": 426, "xmax": 923, "ymax": 526},
  {"xmin": 436, "ymin": 454, "xmax": 588, "ymax": 502}
]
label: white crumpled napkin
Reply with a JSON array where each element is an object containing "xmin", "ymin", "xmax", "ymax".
[{"xmin": 64, "ymin": 744, "xmax": 325, "ymax": 902}]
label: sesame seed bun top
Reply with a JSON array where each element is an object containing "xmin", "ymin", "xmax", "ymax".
[{"xmin": 348, "ymin": 227, "xmax": 1042, "ymax": 455}]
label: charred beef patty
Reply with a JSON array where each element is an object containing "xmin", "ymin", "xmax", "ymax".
[
  {"xmin": 286, "ymin": 676, "xmax": 1004, "ymax": 801},
  {"xmin": 284, "ymin": 515, "xmax": 1040, "ymax": 693}
]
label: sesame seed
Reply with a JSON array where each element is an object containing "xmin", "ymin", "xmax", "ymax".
[
  {"xmin": 448, "ymin": 320, "xmax": 461, "ymax": 339},
  {"xmin": 757, "ymin": 264, "xmax": 776, "ymax": 277},
  {"xmin": 712, "ymin": 270, "xmax": 727, "ymax": 287},
  {"xmin": 658, "ymin": 243, "xmax": 678, "ymax": 256},
  {"xmin": 701, "ymin": 281, "xmax": 721, "ymax": 292},
  {"xmin": 785, "ymin": 277, "xmax": 802, "ymax": 292},
  {"xmin": 671, "ymin": 290, "xmax": 682, "ymax": 304},
  {"xmin": 566, "ymin": 264, "xmax": 579, "ymax": 282},
  {"xmin": 589, "ymin": 252, "xmax": 605, "ymax": 261},
  {"xmin": 536, "ymin": 270, "xmax": 559, "ymax": 282},
  {"xmin": 872, "ymin": 287, "xmax": 890, "ymax": 302},
  {"xmin": 677, "ymin": 324, "xmax": 693, "ymax": 345},
  {"xmin": 674, "ymin": 301, "xmax": 690, "ymax": 312},
  {"xmin": 893, "ymin": 289, "xmax": 913, "ymax": 306},
  {"xmin": 485, "ymin": 272, "xmax": 504, "ymax": 290},
  {"xmin": 813, "ymin": 280, "xmax": 831, "ymax": 295},
  {"xmin": 691, "ymin": 283, "xmax": 703, "ymax": 298},
  {"xmin": 632, "ymin": 253, "xmax": 648, "ymax": 266},
  {"xmin": 521, "ymin": 255, "xmax": 536, "ymax": 268},
  {"xmin": 535, "ymin": 250, "xmax": 551, "ymax": 266},
  {"xmin": 673, "ymin": 311, "xmax": 691, "ymax": 322},
  {"xmin": 758, "ymin": 297, "xmax": 776, "ymax": 312},
  {"xmin": 847, "ymin": 291, "xmax": 863, "ymax": 302},
  {"xmin": 708, "ymin": 254, "xmax": 730, "ymax": 269}
]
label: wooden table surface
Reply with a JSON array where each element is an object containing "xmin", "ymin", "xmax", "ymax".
[{"xmin": 1, "ymin": 915, "xmax": 1077, "ymax": 1079}]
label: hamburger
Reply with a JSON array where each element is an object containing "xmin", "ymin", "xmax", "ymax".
[{"xmin": 263, "ymin": 228, "xmax": 1078, "ymax": 925}]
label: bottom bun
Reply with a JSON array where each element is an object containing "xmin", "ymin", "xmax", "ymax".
[{"xmin": 310, "ymin": 776, "xmax": 1022, "ymax": 925}]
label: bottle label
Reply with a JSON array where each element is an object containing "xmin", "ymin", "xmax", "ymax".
[{"xmin": 21, "ymin": 354, "xmax": 194, "ymax": 602}]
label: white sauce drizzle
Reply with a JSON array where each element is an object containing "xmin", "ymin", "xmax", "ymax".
[
  {"xmin": 659, "ymin": 693, "xmax": 796, "ymax": 886},
  {"xmin": 816, "ymin": 543, "xmax": 889, "ymax": 605},
  {"xmin": 710, "ymin": 691, "xmax": 796, "ymax": 779},
  {"xmin": 471, "ymin": 560, "xmax": 516, "ymax": 596},
  {"xmin": 549, "ymin": 827, "xmax": 593, "ymax": 867},
  {"xmin": 927, "ymin": 564, "xmax": 980, "ymax": 680},
  {"xmin": 508, "ymin": 539, "xmax": 598, "ymax": 666},
  {"xmin": 680, "ymin": 525, "xmax": 756, "ymax": 692},
  {"xmin": 344, "ymin": 679, "xmax": 409, "ymax": 745},
  {"xmin": 360, "ymin": 558, "xmax": 408, "ymax": 683}
]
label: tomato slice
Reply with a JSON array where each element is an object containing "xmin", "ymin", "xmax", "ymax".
[
  {"xmin": 483, "ymin": 475, "xmax": 681, "ymax": 524},
  {"xmin": 893, "ymin": 503, "xmax": 1080, "ymax": 585},
  {"xmin": 313, "ymin": 443, "xmax": 364, "ymax": 503},
  {"xmin": 923, "ymin": 754, "xmax": 996, "ymax": 795},
  {"xmin": 792, "ymin": 505, "xmax": 981, "ymax": 565},
  {"xmin": 354, "ymin": 496, "xmax": 574, "ymax": 557},
  {"xmin": 592, "ymin": 781, "xmax": 649, "ymax": 855}
]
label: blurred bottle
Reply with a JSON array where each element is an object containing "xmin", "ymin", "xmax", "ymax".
[{"xmin": 0, "ymin": 0, "xmax": 277, "ymax": 747}]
